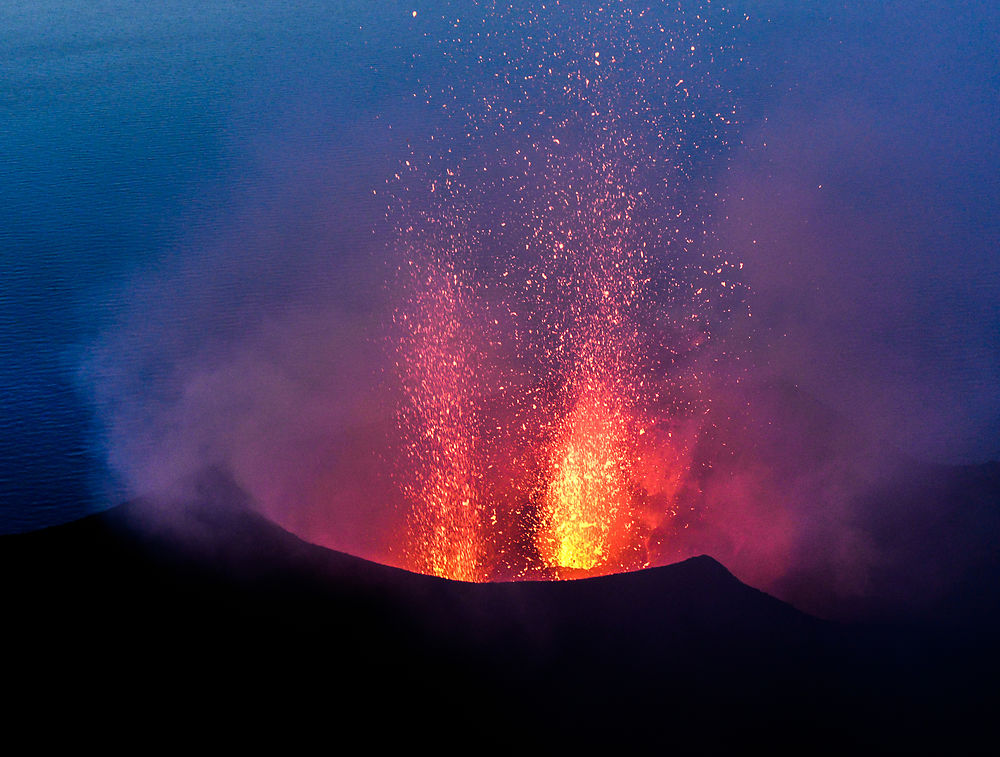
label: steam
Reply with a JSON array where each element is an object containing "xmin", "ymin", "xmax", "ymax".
[
  {"xmin": 676, "ymin": 0, "xmax": 1000, "ymax": 616},
  {"xmin": 80, "ymin": 118, "xmax": 404, "ymax": 564},
  {"xmin": 78, "ymin": 3, "xmax": 999, "ymax": 622},
  {"xmin": 663, "ymin": 1, "xmax": 1000, "ymax": 617}
]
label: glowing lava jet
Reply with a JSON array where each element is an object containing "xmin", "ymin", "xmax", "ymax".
[
  {"xmin": 530, "ymin": 180, "xmax": 649, "ymax": 575},
  {"xmin": 537, "ymin": 383, "xmax": 633, "ymax": 572},
  {"xmin": 389, "ymin": 1, "xmax": 745, "ymax": 582},
  {"xmin": 394, "ymin": 254, "xmax": 484, "ymax": 582}
]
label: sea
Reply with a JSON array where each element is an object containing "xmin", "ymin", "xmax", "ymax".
[
  {"xmin": 0, "ymin": 1, "xmax": 420, "ymax": 531},
  {"xmin": 3, "ymin": 1, "xmax": 998, "ymax": 535}
]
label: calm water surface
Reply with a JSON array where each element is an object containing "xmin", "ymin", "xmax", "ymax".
[{"xmin": 1, "ymin": 1, "xmax": 411, "ymax": 531}]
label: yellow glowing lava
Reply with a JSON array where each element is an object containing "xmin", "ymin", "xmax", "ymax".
[
  {"xmin": 536, "ymin": 385, "xmax": 632, "ymax": 572},
  {"xmin": 389, "ymin": 2, "xmax": 746, "ymax": 581}
]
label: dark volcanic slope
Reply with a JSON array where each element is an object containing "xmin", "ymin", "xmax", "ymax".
[{"xmin": 4, "ymin": 494, "xmax": 995, "ymax": 751}]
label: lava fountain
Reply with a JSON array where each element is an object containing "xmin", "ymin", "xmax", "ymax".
[
  {"xmin": 388, "ymin": 1, "xmax": 747, "ymax": 581},
  {"xmin": 394, "ymin": 252, "xmax": 485, "ymax": 582},
  {"xmin": 537, "ymin": 382, "xmax": 634, "ymax": 572}
]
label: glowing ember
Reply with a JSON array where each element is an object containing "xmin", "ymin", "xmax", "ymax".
[
  {"xmin": 388, "ymin": 2, "xmax": 748, "ymax": 581},
  {"xmin": 394, "ymin": 255, "xmax": 485, "ymax": 581}
]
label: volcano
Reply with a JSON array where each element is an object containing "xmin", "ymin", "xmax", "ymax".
[{"xmin": 4, "ymin": 476, "xmax": 996, "ymax": 751}]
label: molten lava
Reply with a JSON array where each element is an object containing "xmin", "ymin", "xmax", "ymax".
[
  {"xmin": 387, "ymin": 2, "xmax": 746, "ymax": 582},
  {"xmin": 395, "ymin": 257, "xmax": 484, "ymax": 582},
  {"xmin": 537, "ymin": 385, "xmax": 633, "ymax": 572}
]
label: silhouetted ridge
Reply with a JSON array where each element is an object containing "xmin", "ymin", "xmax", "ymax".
[{"xmin": 4, "ymin": 490, "xmax": 995, "ymax": 751}]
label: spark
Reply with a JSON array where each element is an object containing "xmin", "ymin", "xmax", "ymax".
[{"xmin": 389, "ymin": 1, "xmax": 748, "ymax": 581}]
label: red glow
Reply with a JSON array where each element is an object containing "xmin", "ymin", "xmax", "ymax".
[
  {"xmin": 536, "ymin": 383, "xmax": 636, "ymax": 573},
  {"xmin": 387, "ymin": 2, "xmax": 745, "ymax": 582}
]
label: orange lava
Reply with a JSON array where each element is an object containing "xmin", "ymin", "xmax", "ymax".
[
  {"xmin": 387, "ymin": 2, "xmax": 745, "ymax": 582},
  {"xmin": 395, "ymin": 257, "xmax": 484, "ymax": 582},
  {"xmin": 536, "ymin": 383, "xmax": 635, "ymax": 573}
]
